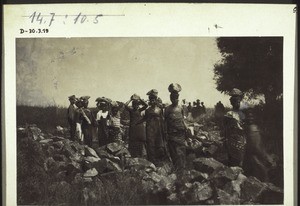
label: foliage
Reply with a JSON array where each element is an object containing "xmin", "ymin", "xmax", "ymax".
[
  {"xmin": 17, "ymin": 105, "xmax": 68, "ymax": 133},
  {"xmin": 213, "ymin": 37, "xmax": 283, "ymax": 105}
]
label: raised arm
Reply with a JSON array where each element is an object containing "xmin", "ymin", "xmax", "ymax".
[{"xmin": 138, "ymin": 98, "xmax": 148, "ymax": 112}]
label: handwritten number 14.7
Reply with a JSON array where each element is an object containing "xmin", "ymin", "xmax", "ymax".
[{"xmin": 29, "ymin": 12, "xmax": 55, "ymax": 26}]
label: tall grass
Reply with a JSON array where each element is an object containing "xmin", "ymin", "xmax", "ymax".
[{"xmin": 17, "ymin": 105, "xmax": 69, "ymax": 133}]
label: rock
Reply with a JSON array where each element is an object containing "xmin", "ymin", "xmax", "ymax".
[
  {"xmin": 84, "ymin": 156, "xmax": 101, "ymax": 163},
  {"xmin": 167, "ymin": 193, "xmax": 180, "ymax": 204},
  {"xmin": 217, "ymin": 189, "xmax": 240, "ymax": 204},
  {"xmin": 106, "ymin": 142, "xmax": 124, "ymax": 154},
  {"xmin": 259, "ymin": 182, "xmax": 283, "ymax": 204},
  {"xmin": 144, "ymin": 171, "xmax": 164, "ymax": 183},
  {"xmin": 223, "ymin": 173, "xmax": 247, "ymax": 197},
  {"xmin": 186, "ymin": 139, "xmax": 203, "ymax": 151},
  {"xmin": 240, "ymin": 176, "xmax": 283, "ymax": 204},
  {"xmin": 209, "ymin": 130, "xmax": 221, "ymax": 140},
  {"xmin": 203, "ymin": 144, "xmax": 219, "ymax": 156},
  {"xmin": 69, "ymin": 152, "xmax": 84, "ymax": 162},
  {"xmin": 50, "ymin": 136, "xmax": 65, "ymax": 142},
  {"xmin": 157, "ymin": 163, "xmax": 172, "ymax": 176},
  {"xmin": 153, "ymin": 173, "xmax": 177, "ymax": 194},
  {"xmin": 83, "ymin": 168, "xmax": 98, "ymax": 177},
  {"xmin": 210, "ymin": 166, "xmax": 242, "ymax": 188},
  {"xmin": 85, "ymin": 146, "xmax": 99, "ymax": 158},
  {"xmin": 27, "ymin": 125, "xmax": 42, "ymax": 140},
  {"xmin": 115, "ymin": 147, "xmax": 131, "ymax": 157},
  {"xmin": 186, "ymin": 182, "xmax": 213, "ymax": 204},
  {"xmin": 95, "ymin": 148, "xmax": 121, "ymax": 163},
  {"xmin": 95, "ymin": 158, "xmax": 122, "ymax": 173},
  {"xmin": 52, "ymin": 141, "xmax": 64, "ymax": 151},
  {"xmin": 39, "ymin": 139, "xmax": 53, "ymax": 144},
  {"xmin": 126, "ymin": 157, "xmax": 156, "ymax": 172},
  {"xmin": 193, "ymin": 157, "xmax": 225, "ymax": 173},
  {"xmin": 188, "ymin": 170, "xmax": 209, "ymax": 183}
]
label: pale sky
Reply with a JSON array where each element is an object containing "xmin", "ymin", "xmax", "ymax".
[{"xmin": 16, "ymin": 37, "xmax": 230, "ymax": 107}]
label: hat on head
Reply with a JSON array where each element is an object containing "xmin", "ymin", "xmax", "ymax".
[
  {"xmin": 229, "ymin": 88, "xmax": 243, "ymax": 97},
  {"xmin": 96, "ymin": 97, "xmax": 111, "ymax": 103},
  {"xmin": 168, "ymin": 83, "xmax": 182, "ymax": 93},
  {"xmin": 146, "ymin": 89, "xmax": 158, "ymax": 97},
  {"xmin": 68, "ymin": 95, "xmax": 76, "ymax": 100}
]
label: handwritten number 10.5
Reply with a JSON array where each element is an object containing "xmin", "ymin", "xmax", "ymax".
[{"xmin": 29, "ymin": 12, "xmax": 55, "ymax": 26}]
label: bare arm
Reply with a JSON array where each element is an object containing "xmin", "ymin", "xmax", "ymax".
[{"xmin": 138, "ymin": 99, "xmax": 148, "ymax": 112}]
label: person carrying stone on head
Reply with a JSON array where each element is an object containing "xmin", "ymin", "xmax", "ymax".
[
  {"xmin": 79, "ymin": 96, "xmax": 95, "ymax": 147},
  {"xmin": 164, "ymin": 83, "xmax": 188, "ymax": 172},
  {"xmin": 136, "ymin": 89, "xmax": 167, "ymax": 166},
  {"xmin": 201, "ymin": 102, "xmax": 206, "ymax": 114},
  {"xmin": 187, "ymin": 102, "xmax": 192, "ymax": 114},
  {"xmin": 223, "ymin": 88, "xmax": 247, "ymax": 167},
  {"xmin": 74, "ymin": 98, "xmax": 84, "ymax": 143},
  {"xmin": 124, "ymin": 94, "xmax": 148, "ymax": 158},
  {"xmin": 108, "ymin": 101, "xmax": 123, "ymax": 143},
  {"xmin": 215, "ymin": 101, "xmax": 226, "ymax": 128},
  {"xmin": 67, "ymin": 95, "xmax": 77, "ymax": 141},
  {"xmin": 95, "ymin": 97, "xmax": 111, "ymax": 146}
]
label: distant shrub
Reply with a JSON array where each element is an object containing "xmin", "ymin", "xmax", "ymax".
[{"xmin": 17, "ymin": 105, "xmax": 68, "ymax": 132}]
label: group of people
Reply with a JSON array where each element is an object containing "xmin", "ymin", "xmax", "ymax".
[
  {"xmin": 67, "ymin": 86, "xmax": 275, "ymax": 180},
  {"xmin": 222, "ymin": 88, "xmax": 275, "ymax": 181},
  {"xmin": 67, "ymin": 83, "xmax": 189, "ymax": 171},
  {"xmin": 182, "ymin": 99, "xmax": 206, "ymax": 118}
]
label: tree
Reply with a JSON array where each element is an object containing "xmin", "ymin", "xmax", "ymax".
[{"xmin": 213, "ymin": 37, "xmax": 283, "ymax": 105}]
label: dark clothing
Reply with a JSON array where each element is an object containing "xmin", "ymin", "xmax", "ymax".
[
  {"xmin": 67, "ymin": 104, "xmax": 76, "ymax": 141},
  {"xmin": 223, "ymin": 110, "xmax": 246, "ymax": 167},
  {"xmin": 80, "ymin": 108, "xmax": 94, "ymax": 147},
  {"xmin": 145, "ymin": 106, "xmax": 167, "ymax": 165},
  {"xmin": 96, "ymin": 110, "xmax": 110, "ymax": 146},
  {"xmin": 127, "ymin": 107, "xmax": 147, "ymax": 157},
  {"xmin": 165, "ymin": 105, "xmax": 187, "ymax": 171},
  {"xmin": 98, "ymin": 118, "xmax": 109, "ymax": 146}
]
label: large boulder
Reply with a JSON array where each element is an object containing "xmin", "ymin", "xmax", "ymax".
[
  {"xmin": 193, "ymin": 157, "xmax": 225, "ymax": 173},
  {"xmin": 84, "ymin": 146, "xmax": 99, "ymax": 158},
  {"xmin": 50, "ymin": 136, "xmax": 65, "ymax": 142},
  {"xmin": 27, "ymin": 125, "xmax": 45, "ymax": 141},
  {"xmin": 217, "ymin": 189, "xmax": 240, "ymax": 204},
  {"xmin": 153, "ymin": 173, "xmax": 177, "ymax": 195},
  {"xmin": 126, "ymin": 158, "xmax": 156, "ymax": 172},
  {"xmin": 223, "ymin": 173, "xmax": 247, "ymax": 197},
  {"xmin": 188, "ymin": 169, "xmax": 209, "ymax": 183},
  {"xmin": 240, "ymin": 176, "xmax": 283, "ymax": 204},
  {"xmin": 95, "ymin": 158, "xmax": 122, "ymax": 174},
  {"xmin": 83, "ymin": 168, "xmax": 98, "ymax": 177},
  {"xmin": 95, "ymin": 148, "xmax": 121, "ymax": 163},
  {"xmin": 106, "ymin": 142, "xmax": 124, "ymax": 154},
  {"xmin": 185, "ymin": 182, "xmax": 213, "ymax": 204},
  {"xmin": 209, "ymin": 166, "xmax": 243, "ymax": 188},
  {"xmin": 203, "ymin": 144, "xmax": 219, "ymax": 156}
]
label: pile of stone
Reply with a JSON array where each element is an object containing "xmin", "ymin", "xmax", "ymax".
[{"xmin": 17, "ymin": 124, "xmax": 283, "ymax": 205}]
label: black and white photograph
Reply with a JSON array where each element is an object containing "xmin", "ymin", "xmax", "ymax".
[{"xmin": 3, "ymin": 4, "xmax": 297, "ymax": 206}]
